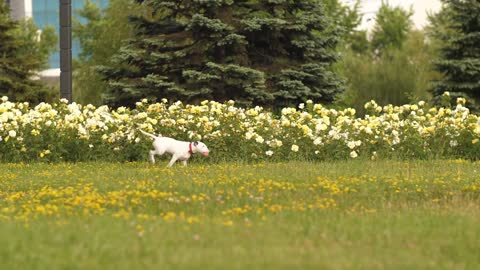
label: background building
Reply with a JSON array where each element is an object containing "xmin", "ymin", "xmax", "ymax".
[{"xmin": 6, "ymin": 0, "xmax": 109, "ymax": 79}]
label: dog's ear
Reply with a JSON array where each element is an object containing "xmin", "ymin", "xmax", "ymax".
[{"xmin": 194, "ymin": 141, "xmax": 199, "ymax": 146}]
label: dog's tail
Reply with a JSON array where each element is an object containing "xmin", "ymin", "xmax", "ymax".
[{"xmin": 139, "ymin": 129, "xmax": 161, "ymax": 140}]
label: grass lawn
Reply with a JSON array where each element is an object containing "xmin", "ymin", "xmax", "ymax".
[{"xmin": 0, "ymin": 160, "xmax": 479, "ymax": 269}]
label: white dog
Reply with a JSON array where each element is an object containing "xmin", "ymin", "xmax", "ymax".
[{"xmin": 139, "ymin": 130, "xmax": 210, "ymax": 167}]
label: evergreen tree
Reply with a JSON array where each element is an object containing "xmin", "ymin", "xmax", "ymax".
[
  {"xmin": 431, "ymin": 0, "xmax": 480, "ymax": 109},
  {"xmin": 0, "ymin": 2, "xmax": 55, "ymax": 103},
  {"xmin": 100, "ymin": 0, "xmax": 345, "ymax": 108}
]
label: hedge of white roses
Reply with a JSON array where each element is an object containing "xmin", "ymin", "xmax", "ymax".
[{"xmin": 1, "ymin": 93, "xmax": 480, "ymax": 162}]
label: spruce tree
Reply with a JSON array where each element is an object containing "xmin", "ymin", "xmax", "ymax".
[
  {"xmin": 100, "ymin": 0, "xmax": 345, "ymax": 108},
  {"xmin": 0, "ymin": 2, "xmax": 52, "ymax": 103},
  {"xmin": 431, "ymin": 0, "xmax": 480, "ymax": 109}
]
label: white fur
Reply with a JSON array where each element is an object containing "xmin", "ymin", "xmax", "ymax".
[{"xmin": 139, "ymin": 130, "xmax": 209, "ymax": 167}]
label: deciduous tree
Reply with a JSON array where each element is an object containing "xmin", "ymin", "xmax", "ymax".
[{"xmin": 73, "ymin": 0, "xmax": 141, "ymax": 105}]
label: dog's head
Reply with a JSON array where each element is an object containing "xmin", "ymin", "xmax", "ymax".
[{"xmin": 193, "ymin": 141, "xmax": 209, "ymax": 156}]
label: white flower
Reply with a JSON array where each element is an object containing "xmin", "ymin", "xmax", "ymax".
[
  {"xmin": 291, "ymin": 144, "xmax": 299, "ymax": 152},
  {"xmin": 137, "ymin": 112, "xmax": 147, "ymax": 119},
  {"xmin": 350, "ymin": 151, "xmax": 358, "ymax": 158},
  {"xmin": 255, "ymin": 136, "xmax": 264, "ymax": 144},
  {"xmin": 457, "ymin": 97, "xmax": 466, "ymax": 105},
  {"xmin": 245, "ymin": 132, "xmax": 254, "ymax": 140},
  {"xmin": 265, "ymin": 150, "xmax": 273, "ymax": 156},
  {"xmin": 315, "ymin": 123, "xmax": 328, "ymax": 132},
  {"xmin": 269, "ymin": 139, "xmax": 283, "ymax": 147},
  {"xmin": 392, "ymin": 137, "xmax": 400, "ymax": 145},
  {"xmin": 1, "ymin": 96, "xmax": 8, "ymax": 102},
  {"xmin": 8, "ymin": 130, "xmax": 16, "ymax": 138},
  {"xmin": 347, "ymin": 141, "xmax": 356, "ymax": 149},
  {"xmin": 449, "ymin": 140, "xmax": 458, "ymax": 147}
]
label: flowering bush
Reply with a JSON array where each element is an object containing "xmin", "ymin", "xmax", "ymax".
[{"xmin": 1, "ymin": 93, "xmax": 479, "ymax": 162}]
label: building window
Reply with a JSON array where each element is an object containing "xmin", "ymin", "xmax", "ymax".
[{"xmin": 31, "ymin": 0, "xmax": 110, "ymax": 69}]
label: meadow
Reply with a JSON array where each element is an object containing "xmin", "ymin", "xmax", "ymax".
[{"xmin": 1, "ymin": 160, "xmax": 479, "ymax": 269}]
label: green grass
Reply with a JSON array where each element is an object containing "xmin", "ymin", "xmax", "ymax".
[{"xmin": 0, "ymin": 160, "xmax": 479, "ymax": 269}]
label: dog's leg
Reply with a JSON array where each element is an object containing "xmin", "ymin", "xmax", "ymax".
[
  {"xmin": 148, "ymin": 150, "xmax": 156, "ymax": 163},
  {"xmin": 181, "ymin": 160, "xmax": 187, "ymax": 167},
  {"xmin": 167, "ymin": 155, "xmax": 178, "ymax": 167}
]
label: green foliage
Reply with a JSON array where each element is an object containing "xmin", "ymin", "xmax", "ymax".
[
  {"xmin": 371, "ymin": 1, "xmax": 414, "ymax": 53},
  {"xmin": 348, "ymin": 30, "xmax": 370, "ymax": 54},
  {"xmin": 429, "ymin": 0, "xmax": 480, "ymax": 111},
  {"xmin": 1, "ymin": 160, "xmax": 480, "ymax": 268},
  {"xmin": 322, "ymin": 0, "xmax": 362, "ymax": 44},
  {"xmin": 72, "ymin": 0, "xmax": 141, "ymax": 105},
  {"xmin": 100, "ymin": 0, "xmax": 345, "ymax": 108},
  {"xmin": 1, "ymin": 95, "xmax": 480, "ymax": 163},
  {"xmin": 337, "ymin": 2, "xmax": 442, "ymax": 114},
  {"xmin": 340, "ymin": 31, "xmax": 442, "ymax": 115},
  {"xmin": 15, "ymin": 19, "xmax": 58, "ymax": 71},
  {"xmin": 0, "ymin": 161, "xmax": 479, "ymax": 269},
  {"xmin": 0, "ymin": 2, "xmax": 57, "ymax": 103}
]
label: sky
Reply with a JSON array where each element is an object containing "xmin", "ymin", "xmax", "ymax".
[{"xmin": 341, "ymin": 0, "xmax": 443, "ymax": 30}]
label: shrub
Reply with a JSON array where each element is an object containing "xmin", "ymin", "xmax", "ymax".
[{"xmin": 0, "ymin": 94, "xmax": 479, "ymax": 163}]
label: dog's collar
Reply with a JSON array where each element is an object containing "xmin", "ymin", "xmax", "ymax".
[{"xmin": 188, "ymin": 143, "xmax": 193, "ymax": 154}]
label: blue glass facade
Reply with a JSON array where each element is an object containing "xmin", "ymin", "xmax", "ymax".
[{"xmin": 32, "ymin": 0, "xmax": 109, "ymax": 68}]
